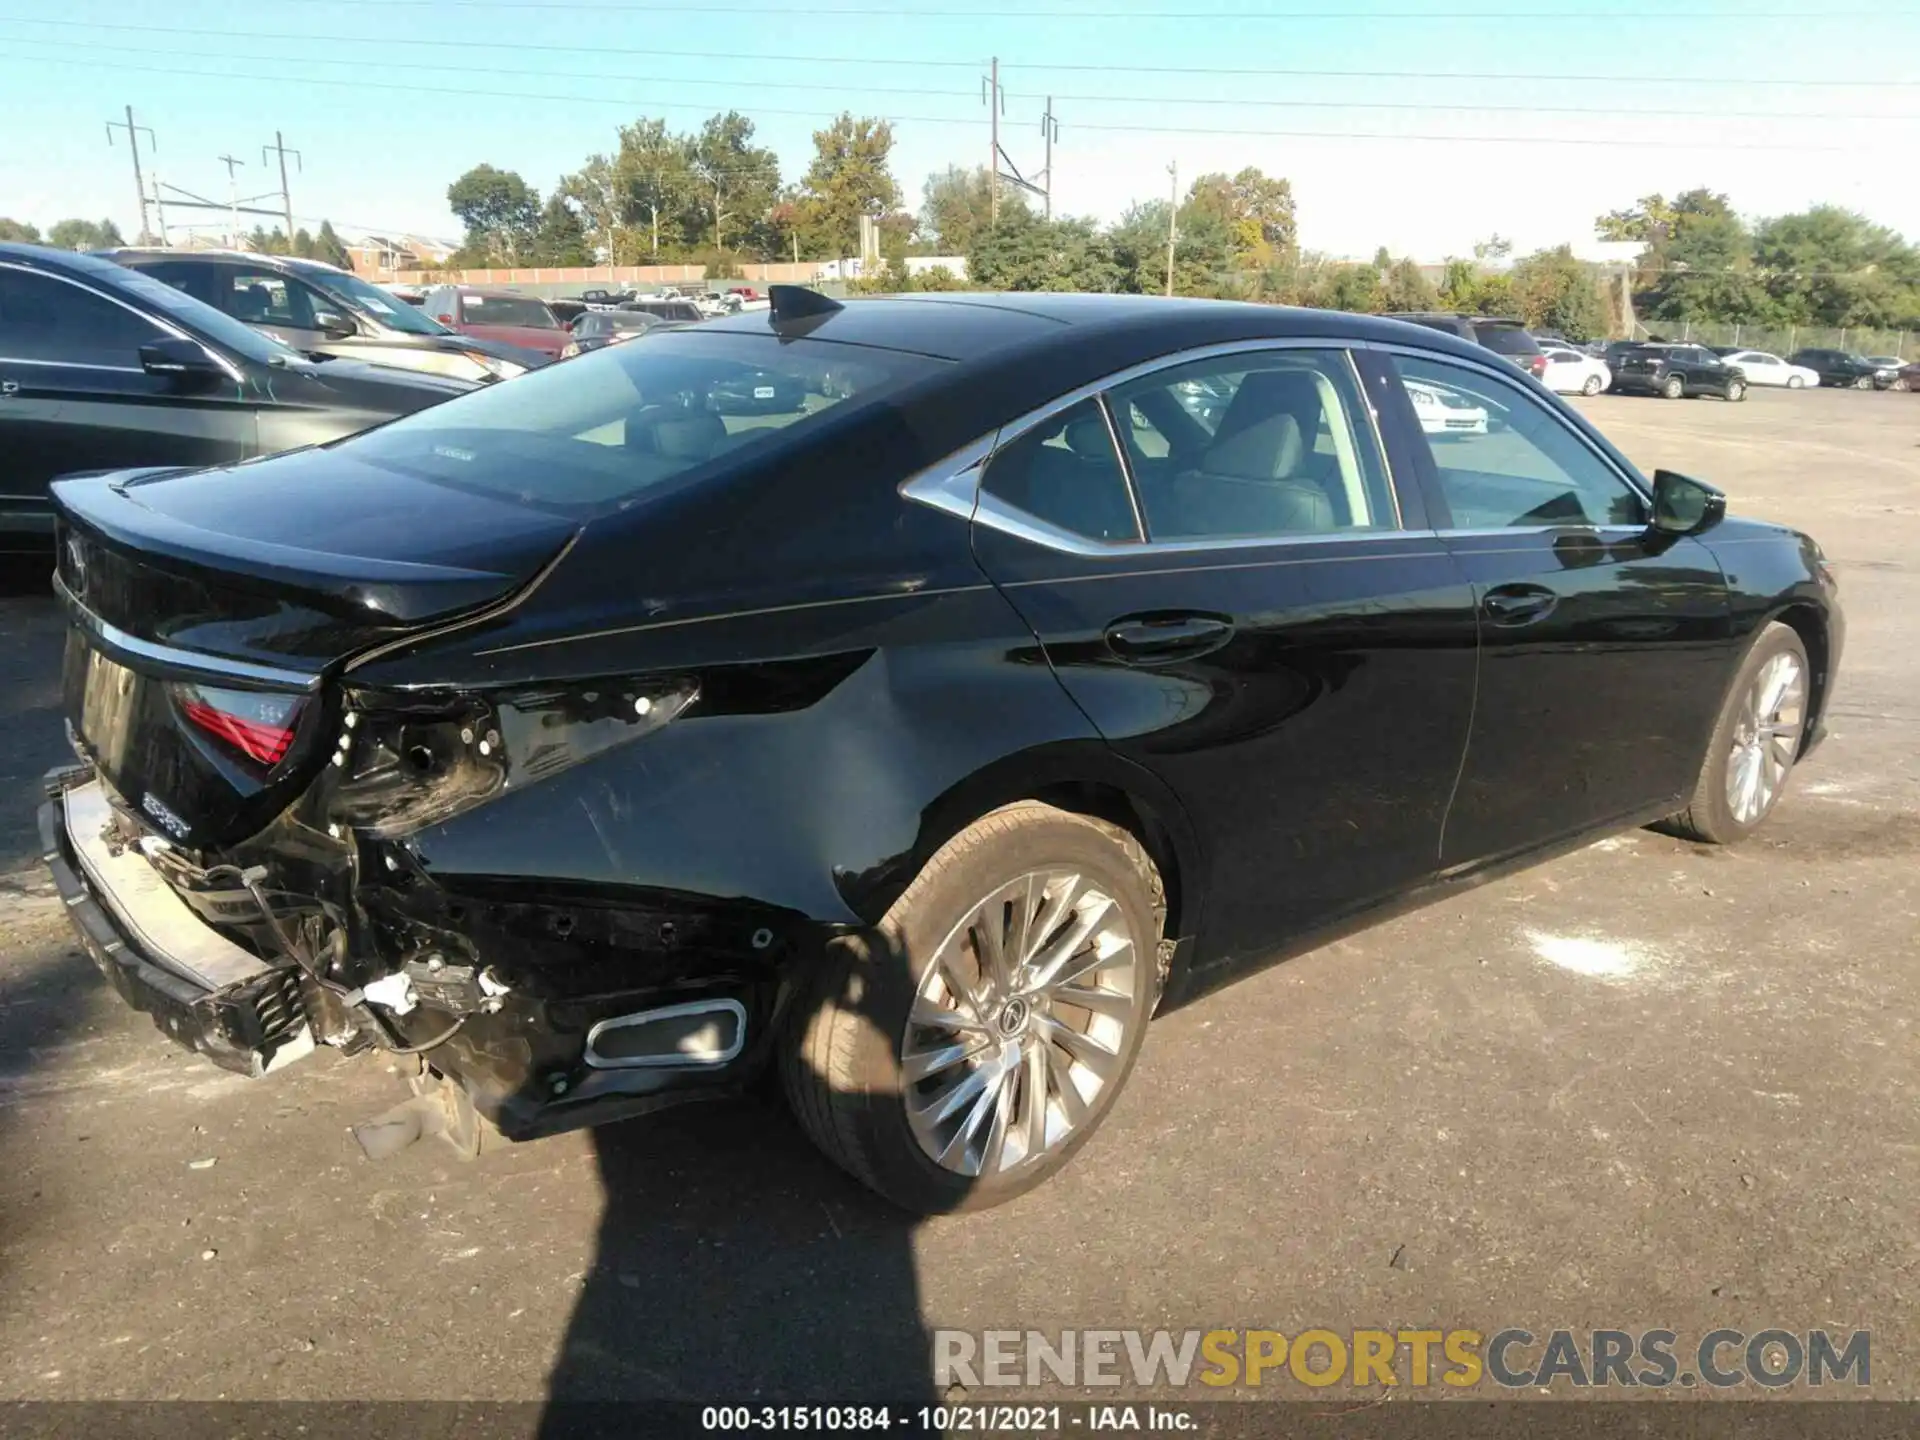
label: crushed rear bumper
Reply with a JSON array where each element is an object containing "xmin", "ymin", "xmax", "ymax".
[{"xmin": 39, "ymin": 769, "xmax": 316, "ymax": 1078}]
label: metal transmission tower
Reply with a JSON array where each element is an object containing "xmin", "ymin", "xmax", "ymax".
[
  {"xmin": 982, "ymin": 57, "xmax": 1053, "ymax": 225},
  {"xmin": 263, "ymin": 132, "xmax": 302, "ymax": 241},
  {"xmin": 105, "ymin": 107, "xmax": 156, "ymax": 242}
]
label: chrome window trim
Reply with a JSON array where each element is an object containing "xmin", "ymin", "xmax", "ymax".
[
  {"xmin": 899, "ymin": 337, "xmax": 1421, "ymax": 559},
  {"xmin": 58, "ymin": 579, "xmax": 323, "ymax": 691},
  {"xmin": 1361, "ymin": 338, "xmax": 1654, "ymax": 512},
  {"xmin": 0, "ymin": 357, "xmax": 145, "ymax": 374},
  {"xmin": 0, "ymin": 261, "xmax": 241, "ymax": 383}
]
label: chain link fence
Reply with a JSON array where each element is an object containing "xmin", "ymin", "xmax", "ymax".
[{"xmin": 1633, "ymin": 318, "xmax": 1915, "ymax": 361}]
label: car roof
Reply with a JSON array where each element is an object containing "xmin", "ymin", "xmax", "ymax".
[
  {"xmin": 0, "ymin": 241, "xmax": 145, "ymax": 281},
  {"xmin": 97, "ymin": 247, "xmax": 349, "ymax": 279},
  {"xmin": 695, "ymin": 292, "xmax": 1503, "ymax": 367},
  {"xmin": 451, "ymin": 285, "xmax": 548, "ymax": 299}
]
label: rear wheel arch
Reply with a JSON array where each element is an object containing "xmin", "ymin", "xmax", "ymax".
[{"xmin": 888, "ymin": 747, "xmax": 1203, "ymax": 964}]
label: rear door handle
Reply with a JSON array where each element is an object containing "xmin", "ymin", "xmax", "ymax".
[
  {"xmin": 1104, "ymin": 614, "xmax": 1235, "ymax": 665},
  {"xmin": 1481, "ymin": 584, "xmax": 1559, "ymax": 627}
]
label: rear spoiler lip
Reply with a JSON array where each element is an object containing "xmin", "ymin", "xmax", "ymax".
[{"xmin": 51, "ymin": 469, "xmax": 568, "ymax": 624}]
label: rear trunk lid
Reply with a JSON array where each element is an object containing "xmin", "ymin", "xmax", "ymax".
[
  {"xmin": 459, "ymin": 322, "xmax": 569, "ymax": 358},
  {"xmin": 53, "ymin": 455, "xmax": 577, "ymax": 847}
]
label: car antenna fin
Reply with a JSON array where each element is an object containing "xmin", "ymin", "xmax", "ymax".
[{"xmin": 767, "ymin": 285, "xmax": 843, "ymax": 324}]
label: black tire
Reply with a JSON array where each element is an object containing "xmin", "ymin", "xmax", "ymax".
[
  {"xmin": 781, "ymin": 801, "xmax": 1163, "ymax": 1213},
  {"xmin": 1658, "ymin": 622, "xmax": 1810, "ymax": 845},
  {"xmin": 1662, "ymin": 374, "xmax": 1686, "ymax": 399},
  {"xmin": 1725, "ymin": 378, "xmax": 1746, "ymax": 402},
  {"xmin": 1787, "ymin": 375, "xmax": 1805, "ymax": 390},
  {"xmin": 1853, "ymin": 375, "xmax": 1872, "ymax": 390},
  {"xmin": 1581, "ymin": 374, "xmax": 1603, "ymax": 396}
]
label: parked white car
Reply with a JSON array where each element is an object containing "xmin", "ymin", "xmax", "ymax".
[
  {"xmin": 1405, "ymin": 380, "xmax": 1489, "ymax": 436},
  {"xmin": 1540, "ymin": 347, "xmax": 1612, "ymax": 396},
  {"xmin": 1720, "ymin": 350, "xmax": 1820, "ymax": 389}
]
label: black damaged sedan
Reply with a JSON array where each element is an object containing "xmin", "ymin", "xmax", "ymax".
[{"xmin": 42, "ymin": 288, "xmax": 1842, "ymax": 1212}]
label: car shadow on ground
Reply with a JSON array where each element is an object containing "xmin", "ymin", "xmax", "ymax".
[{"xmin": 540, "ymin": 1098, "xmax": 937, "ymax": 1423}]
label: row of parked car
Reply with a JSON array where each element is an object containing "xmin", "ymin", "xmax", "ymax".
[
  {"xmin": 0, "ymin": 244, "xmax": 811, "ymax": 551},
  {"xmin": 1394, "ymin": 312, "xmax": 1916, "ymax": 403}
]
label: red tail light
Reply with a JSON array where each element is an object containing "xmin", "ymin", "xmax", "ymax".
[
  {"xmin": 1529, "ymin": 354, "xmax": 1549, "ymax": 377},
  {"xmin": 175, "ymin": 685, "xmax": 305, "ymax": 767}
]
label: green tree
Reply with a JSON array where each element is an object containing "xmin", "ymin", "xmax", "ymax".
[
  {"xmin": 969, "ymin": 215, "xmax": 1119, "ymax": 293},
  {"xmin": 291, "ymin": 227, "xmax": 316, "ymax": 260},
  {"xmin": 0, "ymin": 218, "xmax": 42, "ymax": 243},
  {"xmin": 1752, "ymin": 205, "xmax": 1920, "ymax": 326},
  {"xmin": 1510, "ymin": 245, "xmax": 1608, "ymax": 339},
  {"xmin": 559, "ymin": 153, "xmax": 627, "ymax": 264},
  {"xmin": 314, "ymin": 220, "xmax": 352, "ymax": 269},
  {"xmin": 1180, "ymin": 167, "xmax": 1297, "ymax": 272},
  {"xmin": 245, "ymin": 225, "xmax": 292, "ymax": 255},
  {"xmin": 609, "ymin": 119, "xmax": 699, "ymax": 260},
  {"xmin": 919, "ymin": 165, "xmax": 1024, "ymax": 256},
  {"xmin": 1316, "ymin": 264, "xmax": 1382, "ymax": 313},
  {"xmin": 47, "ymin": 218, "xmax": 125, "ymax": 251},
  {"xmin": 687, "ymin": 111, "xmax": 781, "ymax": 255},
  {"xmin": 1381, "ymin": 258, "xmax": 1438, "ymax": 312},
  {"xmin": 446, "ymin": 164, "xmax": 540, "ymax": 264},
  {"xmin": 532, "ymin": 194, "xmax": 591, "ymax": 265},
  {"xmin": 794, "ymin": 113, "xmax": 901, "ymax": 260}
]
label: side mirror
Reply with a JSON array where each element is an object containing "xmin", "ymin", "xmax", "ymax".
[
  {"xmin": 1649, "ymin": 469, "xmax": 1727, "ymax": 537},
  {"xmin": 312, "ymin": 310, "xmax": 357, "ymax": 340},
  {"xmin": 138, "ymin": 338, "xmax": 225, "ymax": 388}
]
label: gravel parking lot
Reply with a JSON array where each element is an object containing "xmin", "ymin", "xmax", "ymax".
[{"xmin": 0, "ymin": 387, "xmax": 1915, "ymax": 1409}]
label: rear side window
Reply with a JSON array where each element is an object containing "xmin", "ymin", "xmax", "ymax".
[
  {"xmin": 341, "ymin": 329, "xmax": 943, "ymax": 515},
  {"xmin": 981, "ymin": 399, "xmax": 1139, "ymax": 543},
  {"xmin": 459, "ymin": 293, "xmax": 558, "ymax": 328},
  {"xmin": 229, "ymin": 271, "xmax": 316, "ymax": 328},
  {"xmin": 0, "ymin": 267, "xmax": 163, "ymax": 365},
  {"xmin": 1473, "ymin": 323, "xmax": 1541, "ymax": 357}
]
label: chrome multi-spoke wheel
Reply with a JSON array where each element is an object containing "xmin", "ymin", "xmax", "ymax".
[
  {"xmin": 1725, "ymin": 650, "xmax": 1806, "ymax": 825},
  {"xmin": 902, "ymin": 869, "xmax": 1137, "ymax": 1177},
  {"xmin": 1660, "ymin": 622, "xmax": 1814, "ymax": 846}
]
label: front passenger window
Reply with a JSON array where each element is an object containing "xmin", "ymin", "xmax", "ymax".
[
  {"xmin": 0, "ymin": 269, "xmax": 163, "ymax": 366},
  {"xmin": 1394, "ymin": 355, "xmax": 1647, "ymax": 529}
]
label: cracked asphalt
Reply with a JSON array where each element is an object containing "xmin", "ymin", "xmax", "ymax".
[{"xmin": 0, "ymin": 387, "xmax": 1915, "ymax": 1409}]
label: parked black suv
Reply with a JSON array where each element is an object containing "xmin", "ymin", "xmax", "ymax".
[
  {"xmin": 1393, "ymin": 313, "xmax": 1548, "ymax": 380},
  {"xmin": 1787, "ymin": 348, "xmax": 1884, "ymax": 390},
  {"xmin": 0, "ymin": 243, "xmax": 474, "ymax": 549},
  {"xmin": 104, "ymin": 249, "xmax": 550, "ymax": 384},
  {"xmin": 1610, "ymin": 343, "xmax": 1747, "ymax": 401}
]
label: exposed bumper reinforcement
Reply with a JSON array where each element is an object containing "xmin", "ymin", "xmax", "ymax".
[{"xmin": 40, "ymin": 771, "xmax": 316, "ymax": 1078}]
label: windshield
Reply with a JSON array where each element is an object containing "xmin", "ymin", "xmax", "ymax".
[
  {"xmin": 341, "ymin": 329, "xmax": 944, "ymax": 515},
  {"xmin": 461, "ymin": 293, "xmax": 559, "ymax": 329},
  {"xmin": 319, "ymin": 269, "xmax": 449, "ymax": 336},
  {"xmin": 110, "ymin": 270, "xmax": 308, "ymax": 366}
]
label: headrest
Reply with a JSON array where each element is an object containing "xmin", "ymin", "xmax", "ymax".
[
  {"xmin": 1202, "ymin": 412, "xmax": 1303, "ymax": 481},
  {"xmin": 1062, "ymin": 416, "xmax": 1113, "ymax": 458},
  {"xmin": 651, "ymin": 412, "xmax": 727, "ymax": 461}
]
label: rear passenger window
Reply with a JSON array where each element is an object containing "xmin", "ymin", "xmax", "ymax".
[
  {"xmin": 1106, "ymin": 349, "xmax": 1397, "ymax": 541},
  {"xmin": 0, "ymin": 268, "xmax": 163, "ymax": 365},
  {"xmin": 981, "ymin": 399, "xmax": 1140, "ymax": 543}
]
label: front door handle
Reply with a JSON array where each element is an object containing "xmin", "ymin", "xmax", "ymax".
[
  {"xmin": 1481, "ymin": 584, "xmax": 1559, "ymax": 627},
  {"xmin": 1104, "ymin": 613, "xmax": 1236, "ymax": 665},
  {"xmin": 0, "ymin": 380, "xmax": 18, "ymax": 399}
]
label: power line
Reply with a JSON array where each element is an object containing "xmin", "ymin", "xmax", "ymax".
[
  {"xmin": 218, "ymin": 0, "xmax": 1899, "ymax": 16},
  {"xmin": 18, "ymin": 35, "xmax": 1914, "ymax": 121},
  {"xmin": 18, "ymin": 36, "xmax": 1918, "ymax": 121},
  {"xmin": 2, "ymin": 17, "xmax": 1909, "ymax": 86},
  {"xmin": 2, "ymin": 52, "xmax": 1897, "ymax": 149}
]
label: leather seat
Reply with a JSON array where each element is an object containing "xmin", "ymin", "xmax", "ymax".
[
  {"xmin": 1022, "ymin": 416, "xmax": 1137, "ymax": 541},
  {"xmin": 1164, "ymin": 411, "xmax": 1335, "ymax": 538}
]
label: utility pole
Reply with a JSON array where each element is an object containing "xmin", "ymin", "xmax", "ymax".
[
  {"xmin": 1164, "ymin": 161, "xmax": 1178, "ymax": 297},
  {"xmin": 217, "ymin": 154, "xmax": 246, "ymax": 246},
  {"xmin": 149, "ymin": 169, "xmax": 170, "ymax": 245},
  {"xmin": 1040, "ymin": 99, "xmax": 1060, "ymax": 221},
  {"xmin": 262, "ymin": 131, "xmax": 301, "ymax": 244},
  {"xmin": 986, "ymin": 57, "xmax": 1001, "ymax": 227},
  {"xmin": 105, "ymin": 106, "xmax": 155, "ymax": 243}
]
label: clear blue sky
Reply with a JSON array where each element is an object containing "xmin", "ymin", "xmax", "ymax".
[{"xmin": 1, "ymin": 0, "xmax": 1916, "ymax": 260}]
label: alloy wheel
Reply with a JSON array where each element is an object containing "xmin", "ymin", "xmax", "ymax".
[
  {"xmin": 1724, "ymin": 651, "xmax": 1807, "ymax": 825},
  {"xmin": 901, "ymin": 869, "xmax": 1138, "ymax": 1178},
  {"xmin": 1582, "ymin": 375, "xmax": 1602, "ymax": 395}
]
